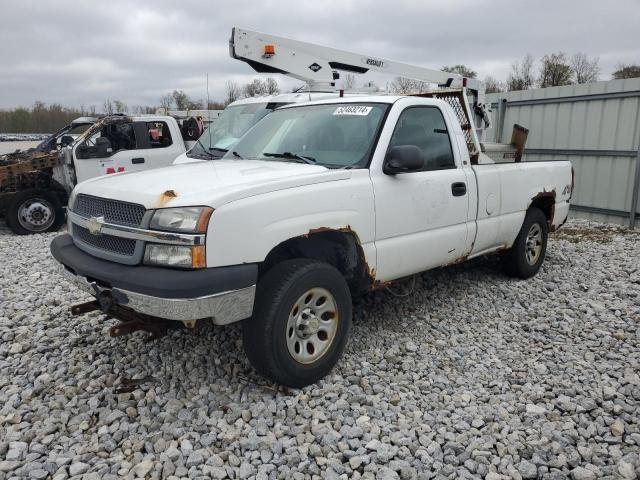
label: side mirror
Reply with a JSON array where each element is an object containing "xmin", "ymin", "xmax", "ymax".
[
  {"xmin": 383, "ymin": 145, "xmax": 424, "ymax": 175},
  {"xmin": 60, "ymin": 135, "xmax": 74, "ymax": 147},
  {"xmin": 95, "ymin": 137, "xmax": 113, "ymax": 157}
]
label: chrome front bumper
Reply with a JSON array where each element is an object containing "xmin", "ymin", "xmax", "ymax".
[{"xmin": 58, "ymin": 263, "xmax": 255, "ymax": 325}]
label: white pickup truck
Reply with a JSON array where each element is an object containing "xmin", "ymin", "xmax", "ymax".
[
  {"xmin": 67, "ymin": 113, "xmax": 211, "ymax": 184},
  {"xmin": 51, "ymin": 95, "xmax": 572, "ymax": 387}
]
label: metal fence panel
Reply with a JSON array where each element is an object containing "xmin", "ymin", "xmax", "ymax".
[{"xmin": 486, "ymin": 78, "xmax": 640, "ymax": 226}]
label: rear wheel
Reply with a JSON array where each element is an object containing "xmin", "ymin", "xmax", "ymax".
[
  {"xmin": 242, "ymin": 259, "xmax": 352, "ymax": 388},
  {"xmin": 502, "ymin": 207, "xmax": 548, "ymax": 279},
  {"xmin": 5, "ymin": 189, "xmax": 64, "ymax": 235}
]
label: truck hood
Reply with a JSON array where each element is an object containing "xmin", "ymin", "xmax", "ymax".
[{"xmin": 74, "ymin": 160, "xmax": 352, "ymax": 209}]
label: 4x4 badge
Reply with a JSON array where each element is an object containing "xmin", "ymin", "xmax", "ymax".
[{"xmin": 308, "ymin": 63, "xmax": 322, "ymax": 72}]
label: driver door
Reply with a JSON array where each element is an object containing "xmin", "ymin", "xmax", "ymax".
[
  {"xmin": 371, "ymin": 105, "xmax": 471, "ymax": 282},
  {"xmin": 73, "ymin": 122, "xmax": 136, "ymax": 183}
]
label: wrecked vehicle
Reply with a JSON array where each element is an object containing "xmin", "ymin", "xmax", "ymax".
[
  {"xmin": 1, "ymin": 114, "xmax": 216, "ymax": 234},
  {"xmin": 0, "ymin": 117, "xmax": 96, "ymax": 234},
  {"xmin": 50, "ymin": 94, "xmax": 573, "ymax": 387}
]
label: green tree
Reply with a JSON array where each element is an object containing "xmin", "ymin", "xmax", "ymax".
[
  {"xmin": 539, "ymin": 53, "xmax": 572, "ymax": 87},
  {"xmin": 172, "ymin": 90, "xmax": 191, "ymax": 110},
  {"xmin": 442, "ymin": 65, "xmax": 477, "ymax": 78},
  {"xmin": 612, "ymin": 64, "xmax": 640, "ymax": 79}
]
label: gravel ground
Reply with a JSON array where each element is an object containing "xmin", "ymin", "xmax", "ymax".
[{"xmin": 0, "ymin": 219, "xmax": 638, "ymax": 480}]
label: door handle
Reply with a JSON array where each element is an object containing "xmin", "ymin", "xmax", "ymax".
[
  {"xmin": 132, "ymin": 157, "xmax": 145, "ymax": 164},
  {"xmin": 451, "ymin": 182, "xmax": 467, "ymax": 196}
]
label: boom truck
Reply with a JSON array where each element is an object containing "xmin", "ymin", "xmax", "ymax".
[{"xmin": 51, "ymin": 28, "xmax": 573, "ymax": 387}]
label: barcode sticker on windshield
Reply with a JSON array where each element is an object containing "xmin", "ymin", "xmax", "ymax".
[{"xmin": 333, "ymin": 106, "xmax": 372, "ymax": 116}]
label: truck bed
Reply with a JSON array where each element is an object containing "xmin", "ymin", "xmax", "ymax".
[{"xmin": 470, "ymin": 159, "xmax": 572, "ymax": 257}]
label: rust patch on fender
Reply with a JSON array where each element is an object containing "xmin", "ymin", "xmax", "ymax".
[{"xmin": 157, "ymin": 189, "xmax": 178, "ymax": 208}]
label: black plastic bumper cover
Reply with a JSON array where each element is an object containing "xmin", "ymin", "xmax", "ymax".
[{"xmin": 50, "ymin": 234, "xmax": 258, "ymax": 299}]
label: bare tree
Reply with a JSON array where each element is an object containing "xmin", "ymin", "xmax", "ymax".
[
  {"xmin": 224, "ymin": 80, "xmax": 241, "ymax": 105},
  {"xmin": 612, "ymin": 63, "xmax": 640, "ymax": 80},
  {"xmin": 483, "ymin": 76, "xmax": 505, "ymax": 94},
  {"xmin": 244, "ymin": 78, "xmax": 270, "ymax": 97},
  {"xmin": 343, "ymin": 73, "xmax": 356, "ymax": 90},
  {"xmin": 571, "ymin": 53, "xmax": 600, "ymax": 84},
  {"xmin": 442, "ymin": 65, "xmax": 477, "ymax": 78},
  {"xmin": 389, "ymin": 77, "xmax": 429, "ymax": 94},
  {"xmin": 159, "ymin": 93, "xmax": 173, "ymax": 111},
  {"xmin": 506, "ymin": 54, "xmax": 536, "ymax": 91},
  {"xmin": 265, "ymin": 77, "xmax": 279, "ymax": 95},
  {"xmin": 539, "ymin": 52, "xmax": 572, "ymax": 87},
  {"xmin": 102, "ymin": 99, "xmax": 114, "ymax": 115}
]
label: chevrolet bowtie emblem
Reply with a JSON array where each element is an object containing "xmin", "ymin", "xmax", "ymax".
[{"xmin": 87, "ymin": 216, "xmax": 105, "ymax": 235}]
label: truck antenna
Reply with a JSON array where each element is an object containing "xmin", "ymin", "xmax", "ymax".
[{"xmin": 206, "ymin": 73, "xmax": 212, "ymax": 151}]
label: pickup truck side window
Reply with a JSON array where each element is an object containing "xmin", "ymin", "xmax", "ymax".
[
  {"xmin": 75, "ymin": 122, "xmax": 137, "ymax": 159},
  {"xmin": 389, "ymin": 107, "xmax": 455, "ymax": 171},
  {"xmin": 143, "ymin": 121, "xmax": 173, "ymax": 149}
]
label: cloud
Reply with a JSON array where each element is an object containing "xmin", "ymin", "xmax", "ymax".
[{"xmin": 0, "ymin": 0, "xmax": 638, "ymax": 109}]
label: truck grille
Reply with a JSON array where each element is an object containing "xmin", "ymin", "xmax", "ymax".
[
  {"xmin": 74, "ymin": 194, "xmax": 145, "ymax": 226},
  {"xmin": 74, "ymin": 225, "xmax": 137, "ymax": 256}
]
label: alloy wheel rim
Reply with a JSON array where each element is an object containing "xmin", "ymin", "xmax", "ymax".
[
  {"xmin": 525, "ymin": 223, "xmax": 543, "ymax": 265},
  {"xmin": 286, "ymin": 287, "xmax": 339, "ymax": 364}
]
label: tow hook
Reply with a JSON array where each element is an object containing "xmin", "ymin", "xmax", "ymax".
[
  {"xmin": 69, "ymin": 294, "xmax": 185, "ymax": 341},
  {"xmin": 90, "ymin": 282, "xmax": 115, "ymax": 313}
]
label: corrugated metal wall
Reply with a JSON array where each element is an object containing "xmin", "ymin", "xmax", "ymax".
[{"xmin": 485, "ymin": 78, "xmax": 640, "ymax": 226}]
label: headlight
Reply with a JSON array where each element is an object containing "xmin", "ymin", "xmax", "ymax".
[
  {"xmin": 149, "ymin": 206, "xmax": 213, "ymax": 233},
  {"xmin": 144, "ymin": 244, "xmax": 206, "ymax": 268}
]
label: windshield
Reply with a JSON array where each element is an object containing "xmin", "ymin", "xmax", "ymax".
[
  {"xmin": 188, "ymin": 103, "xmax": 272, "ymax": 159},
  {"xmin": 221, "ymin": 103, "xmax": 388, "ymax": 168}
]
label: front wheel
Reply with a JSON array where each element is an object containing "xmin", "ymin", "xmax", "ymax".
[
  {"xmin": 5, "ymin": 189, "xmax": 65, "ymax": 235},
  {"xmin": 502, "ymin": 207, "xmax": 548, "ymax": 279},
  {"xmin": 242, "ymin": 259, "xmax": 352, "ymax": 388}
]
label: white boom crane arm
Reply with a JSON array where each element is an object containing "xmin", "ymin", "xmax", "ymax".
[
  {"xmin": 229, "ymin": 27, "xmax": 493, "ymax": 150},
  {"xmin": 230, "ymin": 27, "xmax": 483, "ymax": 94}
]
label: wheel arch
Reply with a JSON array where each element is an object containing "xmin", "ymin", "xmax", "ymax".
[
  {"xmin": 528, "ymin": 190, "xmax": 555, "ymax": 230},
  {"xmin": 260, "ymin": 227, "xmax": 373, "ymax": 295}
]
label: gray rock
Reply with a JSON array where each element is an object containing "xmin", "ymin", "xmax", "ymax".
[
  {"xmin": 570, "ymin": 466, "xmax": 596, "ymax": 480},
  {"xmin": 518, "ymin": 459, "xmax": 538, "ymax": 479},
  {"xmin": 376, "ymin": 467, "xmax": 400, "ymax": 480},
  {"xmin": 69, "ymin": 462, "xmax": 90, "ymax": 476},
  {"xmin": 131, "ymin": 460, "xmax": 154, "ymax": 478},
  {"xmin": 239, "ymin": 462, "xmax": 256, "ymax": 479}
]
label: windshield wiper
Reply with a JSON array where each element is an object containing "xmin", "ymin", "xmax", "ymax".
[
  {"xmin": 262, "ymin": 152, "xmax": 316, "ymax": 164},
  {"xmin": 231, "ymin": 151, "xmax": 246, "ymax": 159},
  {"xmin": 209, "ymin": 146, "xmax": 228, "ymax": 153}
]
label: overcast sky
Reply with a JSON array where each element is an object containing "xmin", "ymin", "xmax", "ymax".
[{"xmin": 0, "ymin": 0, "xmax": 638, "ymax": 110}]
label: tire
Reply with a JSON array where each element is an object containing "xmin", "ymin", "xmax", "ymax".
[
  {"xmin": 5, "ymin": 189, "xmax": 65, "ymax": 235},
  {"xmin": 242, "ymin": 259, "xmax": 352, "ymax": 388},
  {"xmin": 502, "ymin": 207, "xmax": 548, "ymax": 279}
]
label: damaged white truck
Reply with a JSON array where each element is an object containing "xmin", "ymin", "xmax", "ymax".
[
  {"xmin": 0, "ymin": 112, "xmax": 217, "ymax": 234},
  {"xmin": 50, "ymin": 30, "xmax": 573, "ymax": 387}
]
